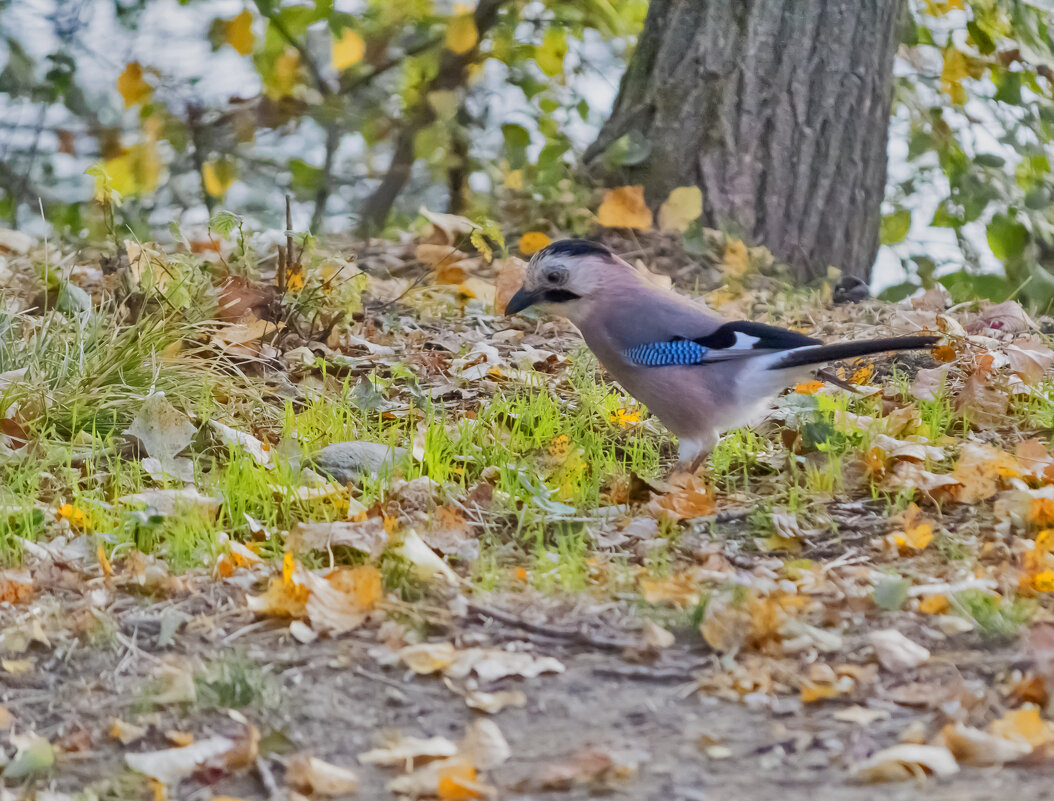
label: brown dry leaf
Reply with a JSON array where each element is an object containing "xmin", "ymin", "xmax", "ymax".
[
  {"xmin": 968, "ymin": 299, "xmax": 1035, "ymax": 335},
  {"xmin": 419, "ymin": 207, "xmax": 476, "ymax": 244},
  {"xmin": 416, "ymin": 243, "xmax": 477, "ymax": 284},
  {"xmin": 909, "ymin": 365, "xmax": 951, "ymax": 401},
  {"xmin": 537, "ymin": 747, "xmax": 620, "ymax": 791},
  {"xmin": 0, "ymin": 570, "xmax": 33, "ymax": 604},
  {"xmin": 494, "ymin": 257, "xmax": 528, "ymax": 315},
  {"xmin": 110, "ymin": 719, "xmax": 148, "ymax": 745},
  {"xmin": 938, "ymin": 722, "xmax": 1031, "ymax": 765},
  {"xmin": 1015, "ymin": 439, "xmax": 1054, "ymax": 484},
  {"xmin": 884, "ymin": 460, "xmax": 961, "ymax": 496},
  {"xmin": 211, "ymin": 313, "xmax": 280, "ymax": 350},
  {"xmin": 955, "ymin": 371, "xmax": 1009, "ymax": 428},
  {"xmin": 421, "ymin": 505, "xmax": 473, "ymax": 554},
  {"xmin": 1007, "ymin": 337, "xmax": 1054, "ymax": 384},
  {"xmin": 287, "ymin": 754, "xmax": 359, "ymax": 796},
  {"xmin": 124, "ymin": 393, "xmax": 196, "ymax": 466},
  {"xmin": 852, "ymin": 744, "xmax": 959, "ymax": 782},
  {"xmin": 358, "ymin": 734, "xmax": 459, "ymax": 768},
  {"xmin": 638, "ymin": 573, "xmax": 701, "ymax": 606},
  {"xmin": 868, "ymin": 629, "xmax": 930, "ymax": 672},
  {"xmin": 125, "ymin": 728, "xmax": 258, "ymax": 784},
  {"xmin": 647, "ymin": 472, "xmax": 715, "ymax": 521},
  {"xmin": 458, "ymin": 720, "xmax": 510, "ymax": 772},
  {"xmin": 247, "ymin": 553, "xmax": 310, "ymax": 619},
  {"xmin": 951, "ymin": 442, "xmax": 1021, "ymax": 503},
  {"xmin": 399, "ymin": 641, "xmax": 459, "ymax": 675},
  {"xmin": 288, "ymin": 518, "xmax": 388, "ymax": 559},
  {"xmin": 597, "ymin": 186, "xmax": 653, "ymax": 230},
  {"xmin": 302, "ymin": 565, "xmax": 382, "ymax": 635}
]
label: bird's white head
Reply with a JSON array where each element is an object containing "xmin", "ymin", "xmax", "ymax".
[{"xmin": 503, "ymin": 239, "xmax": 633, "ymax": 324}]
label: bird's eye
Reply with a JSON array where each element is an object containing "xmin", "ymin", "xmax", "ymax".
[{"xmin": 546, "ymin": 271, "xmax": 560, "ymax": 284}]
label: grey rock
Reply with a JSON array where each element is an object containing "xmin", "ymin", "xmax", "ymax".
[{"xmin": 311, "ymin": 441, "xmax": 407, "ymax": 483}]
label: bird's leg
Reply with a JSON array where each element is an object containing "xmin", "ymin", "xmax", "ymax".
[{"xmin": 673, "ymin": 432, "xmax": 716, "ymax": 477}]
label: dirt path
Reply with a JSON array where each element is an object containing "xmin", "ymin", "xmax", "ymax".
[{"xmin": 5, "ymin": 592, "xmax": 1054, "ymax": 800}]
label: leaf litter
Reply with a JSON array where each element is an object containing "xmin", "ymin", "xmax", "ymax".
[{"xmin": 6, "ymin": 221, "xmax": 1054, "ymax": 797}]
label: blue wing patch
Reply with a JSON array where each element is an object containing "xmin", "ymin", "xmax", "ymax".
[{"xmin": 624, "ymin": 339, "xmax": 708, "ymax": 367}]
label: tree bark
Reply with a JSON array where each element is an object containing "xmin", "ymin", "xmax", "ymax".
[{"xmin": 586, "ymin": 0, "xmax": 905, "ymax": 281}]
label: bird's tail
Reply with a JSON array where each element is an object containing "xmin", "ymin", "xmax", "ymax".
[{"xmin": 769, "ymin": 335, "xmax": 941, "ymax": 370}]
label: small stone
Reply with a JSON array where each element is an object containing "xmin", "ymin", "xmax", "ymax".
[{"xmin": 310, "ymin": 441, "xmax": 408, "ymax": 484}]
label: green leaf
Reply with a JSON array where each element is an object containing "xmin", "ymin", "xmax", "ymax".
[
  {"xmin": 502, "ymin": 123, "xmax": 530, "ymax": 169},
  {"xmin": 986, "ymin": 213, "xmax": 1029, "ymax": 262},
  {"xmin": 607, "ymin": 130, "xmax": 652, "ymax": 167},
  {"xmin": 878, "ymin": 281, "xmax": 920, "ymax": 302},
  {"xmin": 873, "ymin": 576, "xmax": 910, "ymax": 611},
  {"xmin": 994, "ymin": 71, "xmax": 1022, "ymax": 104},
  {"xmin": 209, "ymin": 210, "xmax": 243, "ymax": 237},
  {"xmin": 880, "ymin": 208, "xmax": 911, "ymax": 245},
  {"xmin": 975, "ymin": 153, "xmax": 1006, "ymax": 168},
  {"xmin": 2, "ymin": 735, "xmax": 54, "ymax": 779}
]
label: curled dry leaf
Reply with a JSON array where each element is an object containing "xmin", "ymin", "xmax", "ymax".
[
  {"xmin": 459, "ymin": 720, "xmax": 510, "ymax": 771},
  {"xmin": 868, "ymin": 629, "xmax": 929, "ymax": 672},
  {"xmin": 287, "ymin": 754, "xmax": 359, "ymax": 796},
  {"xmin": 955, "ymin": 371, "xmax": 1009, "ymax": 429},
  {"xmin": 209, "ymin": 421, "xmax": 271, "ymax": 465},
  {"xmin": 125, "ymin": 731, "xmax": 257, "ymax": 784},
  {"xmin": 399, "ymin": 641, "xmax": 459, "ymax": 675},
  {"xmin": 358, "ymin": 734, "xmax": 459, "ymax": 768},
  {"xmin": 1007, "ymin": 337, "xmax": 1054, "ymax": 384},
  {"xmin": 938, "ymin": 722, "xmax": 1031, "ymax": 766},
  {"xmin": 288, "ymin": 518, "xmax": 388, "ymax": 559},
  {"xmin": 852, "ymin": 744, "xmax": 959, "ymax": 782},
  {"xmin": 647, "ymin": 472, "xmax": 715, "ymax": 521},
  {"xmin": 394, "ymin": 530, "xmax": 459, "ymax": 585},
  {"xmin": 909, "ymin": 365, "xmax": 951, "ymax": 401},
  {"xmin": 125, "ymin": 393, "xmax": 196, "ymax": 466},
  {"xmin": 0, "ymin": 570, "xmax": 33, "ymax": 604},
  {"xmin": 950, "ymin": 442, "xmax": 1021, "ymax": 504}
]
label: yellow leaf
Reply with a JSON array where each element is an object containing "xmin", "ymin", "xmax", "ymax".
[
  {"xmin": 535, "ymin": 28, "xmax": 567, "ymax": 77},
  {"xmin": 264, "ymin": 49, "xmax": 301, "ymax": 99},
  {"xmin": 332, "ymin": 28, "xmax": 365, "ymax": 71},
  {"xmin": 597, "ymin": 185, "xmax": 653, "ymax": 230},
  {"xmin": 893, "ymin": 522, "xmax": 933, "ymax": 552},
  {"xmin": 445, "ymin": 14, "xmax": 478, "ymax": 55},
  {"xmin": 658, "ymin": 186, "xmax": 702, "ymax": 233},
  {"xmin": 326, "ymin": 565, "xmax": 382, "ymax": 610},
  {"xmin": 504, "ymin": 169, "xmax": 523, "ymax": 190},
  {"xmin": 723, "ymin": 237, "xmax": 750, "ymax": 276},
  {"xmin": 1032, "ymin": 569, "xmax": 1054, "ymax": 592},
  {"xmin": 518, "ymin": 231, "xmax": 551, "ymax": 255},
  {"xmin": 202, "ymin": 159, "xmax": 236, "ymax": 198},
  {"xmin": 117, "ymin": 62, "xmax": 152, "ymax": 108},
  {"xmin": 801, "ymin": 681, "xmax": 846, "ymax": 704},
  {"xmin": 99, "ymin": 142, "xmax": 161, "ymax": 197},
  {"xmin": 918, "ymin": 594, "xmax": 949, "ymax": 614},
  {"xmin": 223, "ymin": 10, "xmax": 255, "ymax": 56},
  {"xmin": 990, "ymin": 705, "xmax": 1054, "ymax": 747}
]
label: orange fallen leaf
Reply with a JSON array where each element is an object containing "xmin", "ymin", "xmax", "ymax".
[
  {"xmin": 795, "ymin": 380, "xmax": 824, "ymax": 395},
  {"xmin": 918, "ymin": 594, "xmax": 950, "ymax": 614},
  {"xmin": 597, "ymin": 186, "xmax": 653, "ymax": 230},
  {"xmin": 647, "ymin": 473, "xmax": 715, "ymax": 521},
  {"xmin": 518, "ymin": 231, "xmax": 551, "ymax": 255},
  {"xmin": 437, "ymin": 760, "xmax": 484, "ymax": 800}
]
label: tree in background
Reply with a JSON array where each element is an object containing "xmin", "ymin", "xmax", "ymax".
[
  {"xmin": 1, "ymin": 1, "xmax": 1054, "ymax": 306},
  {"xmin": 586, "ymin": 0, "xmax": 906, "ymax": 283}
]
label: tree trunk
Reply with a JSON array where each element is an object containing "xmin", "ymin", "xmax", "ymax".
[{"xmin": 585, "ymin": 0, "xmax": 905, "ymax": 281}]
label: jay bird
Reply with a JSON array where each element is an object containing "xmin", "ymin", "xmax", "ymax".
[{"xmin": 504, "ymin": 239, "xmax": 939, "ymax": 471}]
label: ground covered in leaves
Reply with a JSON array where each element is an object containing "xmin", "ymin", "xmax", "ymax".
[{"xmin": 4, "ymin": 217, "xmax": 1054, "ymax": 799}]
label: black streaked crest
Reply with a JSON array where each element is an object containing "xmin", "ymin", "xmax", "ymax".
[{"xmin": 535, "ymin": 239, "xmax": 612, "ymax": 260}]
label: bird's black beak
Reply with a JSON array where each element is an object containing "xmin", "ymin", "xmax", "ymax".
[{"xmin": 503, "ymin": 286, "xmax": 542, "ymax": 316}]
